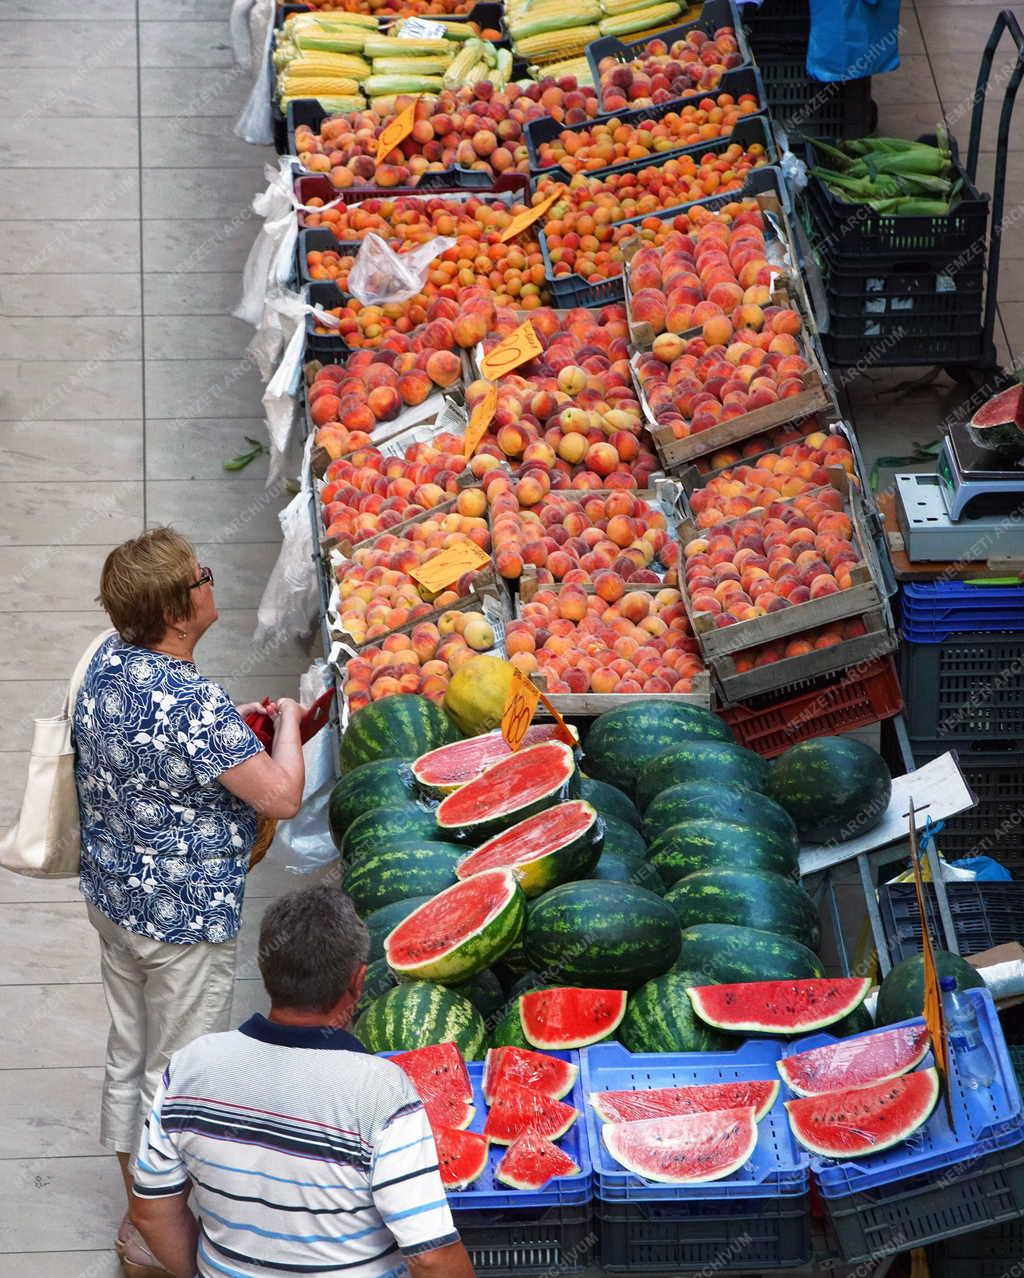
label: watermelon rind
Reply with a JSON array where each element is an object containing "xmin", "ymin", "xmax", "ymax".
[
  {"xmin": 785, "ymin": 1068, "xmax": 940, "ymax": 1159},
  {"xmin": 342, "ymin": 803, "xmax": 441, "ymax": 863},
  {"xmin": 355, "ymin": 982, "xmax": 487, "ymax": 1059},
  {"xmin": 341, "ymin": 694, "xmax": 460, "ymax": 772},
  {"xmin": 591, "ymin": 1080, "xmax": 780, "ymax": 1124},
  {"xmin": 687, "ymin": 977, "xmax": 872, "ymax": 1036},
  {"xmin": 483, "ymin": 1047, "xmax": 578, "ymax": 1104},
  {"xmin": 495, "ymin": 1129, "xmax": 580, "ymax": 1190},
  {"xmin": 600, "ymin": 813, "xmax": 649, "ymax": 866},
  {"xmin": 674, "ymin": 924, "xmax": 825, "ymax": 984},
  {"xmin": 875, "ymin": 951, "xmax": 986, "ymax": 1027},
  {"xmin": 356, "ymin": 958, "xmax": 400, "ymax": 1018},
  {"xmin": 436, "ymin": 740, "xmax": 578, "ymax": 841},
  {"xmin": 451, "ymin": 968, "xmax": 506, "ymax": 1020},
  {"xmin": 412, "ymin": 724, "xmax": 574, "ymax": 796},
  {"xmin": 520, "ymin": 987, "xmax": 628, "ymax": 1050},
  {"xmin": 343, "ymin": 840, "xmax": 464, "ymax": 916},
  {"xmin": 434, "ymin": 1126, "xmax": 490, "ymax": 1189},
  {"xmin": 636, "ymin": 740, "xmax": 769, "ymax": 811},
  {"xmin": 766, "ymin": 737, "xmax": 892, "ymax": 844},
  {"xmin": 648, "ymin": 818, "xmax": 798, "ymax": 887},
  {"xmin": 778, "ymin": 1025, "xmax": 931, "ymax": 1098},
  {"xmin": 583, "ymin": 702, "xmax": 734, "ymax": 794},
  {"xmin": 385, "ymin": 868, "xmax": 526, "ymax": 983},
  {"xmin": 455, "ymin": 800, "xmax": 603, "ymax": 897},
  {"xmin": 602, "ymin": 1107, "xmax": 758, "ymax": 1184},
  {"xmin": 365, "ymin": 897, "xmax": 433, "ymax": 964},
  {"xmin": 643, "ymin": 780, "xmax": 799, "ymax": 852},
  {"xmin": 483, "ymin": 1080, "xmax": 578, "ymax": 1145},
  {"xmin": 490, "ymin": 1002, "xmax": 531, "ymax": 1048},
  {"xmin": 591, "ymin": 854, "xmax": 665, "ymax": 895},
  {"xmin": 619, "ymin": 972, "xmax": 731, "ymax": 1054},
  {"xmin": 328, "ymin": 758, "xmax": 415, "ymax": 851},
  {"xmin": 581, "ymin": 777, "xmax": 643, "ymax": 830},
  {"xmin": 666, "ymin": 867, "xmax": 821, "ymax": 951}
]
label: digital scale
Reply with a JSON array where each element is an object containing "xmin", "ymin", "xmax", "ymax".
[{"xmin": 895, "ymin": 422, "xmax": 1024, "ymax": 561}]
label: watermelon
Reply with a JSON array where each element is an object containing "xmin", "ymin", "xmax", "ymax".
[
  {"xmin": 643, "ymin": 780, "xmax": 799, "ymax": 852},
  {"xmin": 495, "ymin": 1129, "xmax": 580, "ymax": 1190},
  {"xmin": 649, "ymin": 818, "xmax": 798, "ymax": 887},
  {"xmin": 455, "ymin": 801, "xmax": 603, "ymax": 897},
  {"xmin": 591, "ymin": 854, "xmax": 665, "ymax": 894},
  {"xmin": 581, "ymin": 777, "xmax": 642, "ymax": 829},
  {"xmin": 436, "ymin": 740, "xmax": 578, "ymax": 841},
  {"xmin": 620, "ymin": 972, "xmax": 731, "ymax": 1054},
  {"xmin": 875, "ymin": 950, "xmax": 986, "ymax": 1027},
  {"xmin": 490, "ymin": 1002, "xmax": 531, "ymax": 1048},
  {"xmin": 591, "ymin": 1080, "xmax": 779, "ymax": 1124},
  {"xmin": 390, "ymin": 1042, "xmax": 475, "ymax": 1130},
  {"xmin": 344, "ymin": 840, "xmax": 464, "ymax": 915},
  {"xmin": 520, "ymin": 987, "xmax": 628, "ymax": 1049},
  {"xmin": 967, "ymin": 383, "xmax": 1024, "ymax": 456},
  {"xmin": 830, "ymin": 1001, "xmax": 875, "ymax": 1038},
  {"xmin": 355, "ymin": 982, "xmax": 487, "ymax": 1059},
  {"xmin": 356, "ymin": 958, "xmax": 399, "ymax": 1017},
  {"xmin": 583, "ymin": 702, "xmax": 733, "ymax": 794},
  {"xmin": 385, "ymin": 867, "xmax": 526, "ymax": 982},
  {"xmin": 687, "ymin": 977, "xmax": 872, "ymax": 1036},
  {"xmin": 342, "ymin": 804, "xmax": 440, "ymax": 863},
  {"xmin": 483, "ymin": 1046, "xmax": 578, "ymax": 1103},
  {"xmin": 434, "ymin": 1126, "xmax": 490, "ymax": 1189},
  {"xmin": 365, "ymin": 897, "xmax": 432, "ymax": 963},
  {"xmin": 483, "ymin": 1081, "xmax": 578, "ymax": 1144},
  {"xmin": 778, "ymin": 1025, "xmax": 931, "ymax": 1097},
  {"xmin": 602, "ymin": 1108, "xmax": 758, "ymax": 1183},
  {"xmin": 412, "ymin": 724, "xmax": 573, "ymax": 796},
  {"xmin": 342, "ymin": 694, "xmax": 460, "ymax": 772},
  {"xmin": 453, "ymin": 969, "xmax": 506, "ymax": 1019},
  {"xmin": 666, "ymin": 868, "xmax": 821, "ymax": 951},
  {"xmin": 601, "ymin": 814, "xmax": 649, "ymax": 865},
  {"xmin": 328, "ymin": 758, "xmax": 415, "ymax": 851},
  {"xmin": 674, "ymin": 924, "xmax": 825, "ymax": 984},
  {"xmin": 786, "ymin": 1068, "xmax": 940, "ymax": 1158},
  {"xmin": 636, "ymin": 740, "xmax": 769, "ymax": 811},
  {"xmin": 766, "ymin": 738, "xmax": 892, "ymax": 844},
  {"xmin": 523, "ymin": 881, "xmax": 681, "ymax": 988}
]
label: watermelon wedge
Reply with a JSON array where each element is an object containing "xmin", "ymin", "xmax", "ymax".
[
  {"xmin": 602, "ymin": 1107, "xmax": 758, "ymax": 1184},
  {"xmin": 436, "ymin": 740, "xmax": 578, "ymax": 841},
  {"xmin": 495, "ymin": 1129, "xmax": 580, "ymax": 1190},
  {"xmin": 413, "ymin": 725, "xmax": 576, "ymax": 795},
  {"xmin": 483, "ymin": 1081, "xmax": 578, "ymax": 1145},
  {"xmin": 591, "ymin": 1080, "xmax": 779, "ymax": 1125},
  {"xmin": 687, "ymin": 977, "xmax": 872, "ymax": 1035},
  {"xmin": 483, "ymin": 1046, "xmax": 578, "ymax": 1104},
  {"xmin": 390, "ymin": 1041, "xmax": 475, "ymax": 1131},
  {"xmin": 385, "ymin": 867, "xmax": 526, "ymax": 983},
  {"xmin": 434, "ymin": 1125, "xmax": 490, "ymax": 1189},
  {"xmin": 456, "ymin": 801, "xmax": 603, "ymax": 897},
  {"xmin": 520, "ymin": 987, "xmax": 628, "ymax": 1050},
  {"xmin": 785, "ymin": 1067, "xmax": 940, "ymax": 1158},
  {"xmin": 778, "ymin": 1025, "xmax": 931, "ymax": 1098}
]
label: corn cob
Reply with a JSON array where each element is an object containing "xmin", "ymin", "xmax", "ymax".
[
  {"xmin": 365, "ymin": 73, "xmax": 446, "ymax": 95},
  {"xmin": 421, "ymin": 20, "xmax": 477, "ymax": 38},
  {"xmin": 363, "ymin": 34, "xmax": 452, "ymax": 56},
  {"xmin": 442, "ymin": 37, "xmax": 485, "ymax": 87},
  {"xmin": 515, "ymin": 25, "xmax": 601, "ymax": 59},
  {"xmin": 532, "ymin": 54, "xmax": 593, "ymax": 83},
  {"xmin": 492, "ymin": 47, "xmax": 513, "ymax": 86},
  {"xmin": 598, "ymin": 2, "xmax": 681, "ymax": 34},
  {"xmin": 373, "ymin": 56, "xmax": 452, "ymax": 75},
  {"xmin": 288, "ymin": 11, "xmax": 378, "ymax": 29},
  {"xmin": 601, "ymin": 0, "xmax": 679, "ymax": 15},
  {"xmin": 508, "ymin": 2, "xmax": 601, "ymax": 37},
  {"xmin": 279, "ymin": 53, "xmax": 372, "ymax": 77},
  {"xmin": 294, "ymin": 31, "xmax": 369, "ymax": 54},
  {"xmin": 279, "ymin": 75, "xmax": 361, "ymax": 96}
]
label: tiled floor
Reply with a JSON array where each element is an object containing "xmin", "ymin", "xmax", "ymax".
[{"xmin": 0, "ymin": 0, "xmax": 1022, "ymax": 1270}]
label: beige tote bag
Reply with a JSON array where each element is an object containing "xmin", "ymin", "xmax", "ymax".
[{"xmin": 0, "ymin": 630, "xmax": 115, "ymax": 878}]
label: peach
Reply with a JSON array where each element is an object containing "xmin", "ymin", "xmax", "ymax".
[
  {"xmin": 809, "ymin": 573, "xmax": 839, "ymax": 599},
  {"xmin": 702, "ymin": 314, "xmax": 734, "ymax": 347}
]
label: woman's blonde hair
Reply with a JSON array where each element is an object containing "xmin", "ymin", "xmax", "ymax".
[{"xmin": 99, "ymin": 528, "xmax": 197, "ymax": 646}]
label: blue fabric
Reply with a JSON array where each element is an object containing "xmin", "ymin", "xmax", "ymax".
[
  {"xmin": 808, "ymin": 0, "xmax": 901, "ymax": 82},
  {"xmin": 74, "ymin": 635, "xmax": 263, "ymax": 945},
  {"xmin": 238, "ymin": 1014, "xmax": 369, "ymax": 1054},
  {"xmin": 951, "ymin": 857, "xmax": 1013, "ymax": 882}
]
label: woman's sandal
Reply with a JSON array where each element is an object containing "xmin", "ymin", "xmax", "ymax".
[{"xmin": 115, "ymin": 1221, "xmax": 174, "ymax": 1278}]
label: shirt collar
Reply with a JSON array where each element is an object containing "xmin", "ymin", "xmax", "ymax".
[{"xmin": 238, "ymin": 1012, "xmax": 368, "ymax": 1053}]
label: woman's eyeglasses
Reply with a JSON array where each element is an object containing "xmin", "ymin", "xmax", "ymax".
[{"xmin": 188, "ymin": 566, "xmax": 214, "ymax": 590}]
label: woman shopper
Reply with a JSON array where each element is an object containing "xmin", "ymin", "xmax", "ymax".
[{"xmin": 73, "ymin": 527, "xmax": 305, "ymax": 1275}]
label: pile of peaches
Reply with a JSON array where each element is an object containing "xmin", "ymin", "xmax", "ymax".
[
  {"xmin": 597, "ymin": 27, "xmax": 746, "ymax": 110},
  {"xmin": 508, "ymin": 587, "xmax": 705, "ymax": 694},
  {"xmin": 682, "ymin": 489, "xmax": 862, "ymax": 628},
  {"xmin": 303, "ymin": 195, "xmax": 540, "ymax": 245},
  {"xmin": 689, "ymin": 416, "xmax": 824, "ymax": 475},
  {"xmin": 728, "ymin": 616, "xmax": 871, "ymax": 674},
  {"xmin": 311, "ymin": 285, "xmax": 501, "ymax": 348}
]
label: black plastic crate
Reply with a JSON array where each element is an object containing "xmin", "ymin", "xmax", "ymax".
[
  {"xmin": 879, "ymin": 883, "xmax": 1024, "ymax": 965},
  {"xmin": 931, "ymin": 1214, "xmax": 1024, "ymax": 1272},
  {"xmin": 822, "ymin": 326, "xmax": 989, "ymax": 367},
  {"xmin": 304, "ymin": 280, "xmax": 353, "ymax": 358},
  {"xmin": 453, "ymin": 1202, "xmax": 594, "ymax": 1275},
  {"xmin": 742, "ymin": 0, "xmax": 810, "ymax": 49},
  {"xmin": 754, "ymin": 54, "xmax": 874, "ymax": 138},
  {"xmin": 899, "ymin": 635, "xmax": 1024, "ymax": 742}
]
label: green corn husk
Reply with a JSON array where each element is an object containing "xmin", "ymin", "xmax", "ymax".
[
  {"xmin": 847, "ymin": 148, "xmax": 951, "ymax": 178},
  {"xmin": 843, "ymin": 136, "xmax": 937, "ymax": 156},
  {"xmin": 865, "ymin": 196, "xmax": 953, "ymax": 214},
  {"xmin": 443, "ymin": 38, "xmax": 485, "ymax": 87},
  {"xmin": 373, "ymin": 56, "xmax": 452, "ymax": 75},
  {"xmin": 295, "ymin": 31, "xmax": 368, "ymax": 54},
  {"xmin": 492, "ymin": 46, "xmax": 513, "ymax": 87},
  {"xmin": 363, "ymin": 34, "xmax": 452, "ymax": 56},
  {"xmin": 365, "ymin": 73, "xmax": 445, "ymax": 95}
]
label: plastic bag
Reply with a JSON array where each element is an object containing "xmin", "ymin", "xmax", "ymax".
[
  {"xmin": 808, "ymin": 0, "xmax": 900, "ymax": 82},
  {"xmin": 950, "ymin": 856, "xmax": 1013, "ymax": 883},
  {"xmin": 248, "ymin": 287, "xmax": 309, "ymax": 383},
  {"xmin": 233, "ymin": 0, "xmax": 276, "ymax": 144},
  {"xmin": 348, "ymin": 232, "xmax": 456, "ymax": 306},
  {"xmin": 255, "ymin": 433, "xmax": 320, "ymax": 645},
  {"xmin": 230, "ymin": 0, "xmax": 272, "ymax": 66},
  {"xmin": 235, "ymin": 157, "xmax": 302, "ymax": 325}
]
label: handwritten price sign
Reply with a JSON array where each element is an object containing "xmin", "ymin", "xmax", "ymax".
[
  {"xmin": 410, "ymin": 540, "xmax": 491, "ymax": 594},
  {"xmin": 463, "ymin": 382, "xmax": 498, "ymax": 459},
  {"xmin": 501, "ymin": 667, "xmax": 541, "ymax": 752},
  {"xmin": 479, "ymin": 320, "xmax": 542, "ymax": 380},
  {"xmin": 499, "ymin": 188, "xmax": 564, "ymax": 243},
  {"xmin": 376, "ymin": 97, "xmax": 419, "ymax": 162}
]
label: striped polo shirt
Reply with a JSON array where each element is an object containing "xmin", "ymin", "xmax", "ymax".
[{"xmin": 132, "ymin": 1014, "xmax": 459, "ymax": 1277}]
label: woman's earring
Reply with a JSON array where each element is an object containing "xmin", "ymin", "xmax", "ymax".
[{"xmin": 177, "ymin": 629, "xmax": 188, "ymax": 640}]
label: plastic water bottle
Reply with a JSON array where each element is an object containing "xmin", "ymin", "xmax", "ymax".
[{"xmin": 941, "ymin": 975, "xmax": 995, "ymax": 1089}]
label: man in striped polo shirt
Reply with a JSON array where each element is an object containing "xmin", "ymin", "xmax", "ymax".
[{"xmin": 128, "ymin": 884, "xmax": 476, "ymax": 1278}]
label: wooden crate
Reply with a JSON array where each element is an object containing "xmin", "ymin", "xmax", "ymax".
[
  {"xmin": 673, "ymin": 413, "xmax": 838, "ymax": 495},
  {"xmin": 529, "ymin": 671, "xmax": 715, "ymax": 716}
]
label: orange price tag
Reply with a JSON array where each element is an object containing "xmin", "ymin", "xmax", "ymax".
[
  {"xmin": 908, "ymin": 804, "xmax": 954, "ymax": 1126},
  {"xmin": 501, "ymin": 666, "xmax": 541, "ymax": 752},
  {"xmin": 410, "ymin": 540, "xmax": 491, "ymax": 594},
  {"xmin": 479, "ymin": 320, "xmax": 543, "ymax": 380},
  {"xmin": 463, "ymin": 382, "xmax": 498, "ymax": 459},
  {"xmin": 376, "ymin": 97, "xmax": 419, "ymax": 162},
  {"xmin": 499, "ymin": 189, "xmax": 563, "ymax": 243},
  {"xmin": 535, "ymin": 688, "xmax": 576, "ymax": 747}
]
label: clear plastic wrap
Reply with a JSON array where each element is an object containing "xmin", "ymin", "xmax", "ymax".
[
  {"xmin": 255, "ymin": 434, "xmax": 320, "ymax": 644},
  {"xmin": 233, "ymin": 0, "xmax": 276, "ymax": 144},
  {"xmin": 347, "ymin": 232, "xmax": 456, "ymax": 306},
  {"xmin": 235, "ymin": 156, "xmax": 309, "ymax": 326}
]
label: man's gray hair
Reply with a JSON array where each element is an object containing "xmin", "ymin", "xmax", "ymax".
[{"xmin": 258, "ymin": 884, "xmax": 370, "ymax": 1013}]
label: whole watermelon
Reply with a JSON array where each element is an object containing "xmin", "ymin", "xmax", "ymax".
[
  {"xmin": 644, "ymin": 780, "xmax": 799, "ymax": 853},
  {"xmin": 767, "ymin": 737, "xmax": 892, "ymax": 843},
  {"xmin": 355, "ymin": 981, "xmax": 487, "ymax": 1058},
  {"xmin": 636, "ymin": 740, "xmax": 769, "ymax": 811},
  {"xmin": 490, "ymin": 1001, "xmax": 530, "ymax": 1048},
  {"xmin": 830, "ymin": 1001, "xmax": 875, "ymax": 1037},
  {"xmin": 328, "ymin": 758, "xmax": 416, "ymax": 852},
  {"xmin": 341, "ymin": 802, "xmax": 440, "ymax": 863},
  {"xmin": 590, "ymin": 854, "xmax": 666, "ymax": 894},
  {"xmin": 666, "ymin": 867, "xmax": 821, "ymax": 951},
  {"xmin": 581, "ymin": 777, "xmax": 643, "ymax": 830},
  {"xmin": 674, "ymin": 924, "xmax": 825, "ymax": 984},
  {"xmin": 648, "ymin": 818, "xmax": 798, "ymax": 887},
  {"xmin": 452, "ymin": 968, "xmax": 506, "ymax": 1020},
  {"xmin": 343, "ymin": 841, "xmax": 464, "ymax": 915},
  {"xmin": 583, "ymin": 702, "xmax": 733, "ymax": 795},
  {"xmin": 364, "ymin": 896, "xmax": 432, "ymax": 963},
  {"xmin": 876, "ymin": 951, "xmax": 986, "ymax": 1026},
  {"xmin": 355, "ymin": 958, "xmax": 399, "ymax": 1018},
  {"xmin": 601, "ymin": 814, "xmax": 649, "ymax": 867},
  {"xmin": 341, "ymin": 695, "xmax": 460, "ymax": 772},
  {"xmin": 620, "ymin": 972, "xmax": 731, "ymax": 1053}
]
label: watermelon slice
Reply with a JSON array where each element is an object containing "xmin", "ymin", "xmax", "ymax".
[
  {"xmin": 483, "ymin": 1046, "xmax": 578, "ymax": 1104},
  {"xmin": 520, "ymin": 987, "xmax": 628, "ymax": 1050},
  {"xmin": 391, "ymin": 1041, "xmax": 475, "ymax": 1131},
  {"xmin": 483, "ymin": 1081, "xmax": 578, "ymax": 1145},
  {"xmin": 413, "ymin": 724, "xmax": 576, "ymax": 795},
  {"xmin": 436, "ymin": 740, "xmax": 578, "ymax": 841},
  {"xmin": 687, "ymin": 977, "xmax": 872, "ymax": 1035},
  {"xmin": 434, "ymin": 1125, "xmax": 490, "ymax": 1189},
  {"xmin": 456, "ymin": 801, "xmax": 602, "ymax": 897},
  {"xmin": 591, "ymin": 1080, "xmax": 779, "ymax": 1125},
  {"xmin": 385, "ymin": 867, "xmax": 526, "ymax": 983},
  {"xmin": 602, "ymin": 1107, "xmax": 758, "ymax": 1184},
  {"xmin": 785, "ymin": 1067, "xmax": 940, "ymax": 1158},
  {"xmin": 967, "ymin": 384, "xmax": 1024, "ymax": 456},
  {"xmin": 778, "ymin": 1024, "xmax": 931, "ymax": 1098},
  {"xmin": 495, "ymin": 1128, "xmax": 580, "ymax": 1190}
]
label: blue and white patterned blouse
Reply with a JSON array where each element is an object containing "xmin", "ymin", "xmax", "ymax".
[{"xmin": 73, "ymin": 635, "xmax": 264, "ymax": 946}]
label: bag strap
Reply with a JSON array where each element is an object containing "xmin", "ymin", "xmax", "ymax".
[{"xmin": 64, "ymin": 629, "xmax": 117, "ymax": 719}]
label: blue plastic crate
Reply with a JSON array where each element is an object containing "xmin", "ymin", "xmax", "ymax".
[
  {"xmin": 901, "ymin": 581, "xmax": 1024, "ymax": 643},
  {"xmin": 580, "ymin": 1039, "xmax": 808, "ymax": 1201}
]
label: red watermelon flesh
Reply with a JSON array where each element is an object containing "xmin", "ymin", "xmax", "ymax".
[
  {"xmin": 483, "ymin": 1046, "xmax": 578, "ymax": 1103},
  {"xmin": 495, "ymin": 1129, "xmax": 580, "ymax": 1190},
  {"xmin": 688, "ymin": 977, "xmax": 872, "ymax": 1035},
  {"xmin": 970, "ymin": 384, "xmax": 1024, "ymax": 430},
  {"xmin": 434, "ymin": 1125, "xmax": 490, "ymax": 1189},
  {"xmin": 786, "ymin": 1067, "xmax": 940, "ymax": 1158},
  {"xmin": 778, "ymin": 1025, "xmax": 930, "ymax": 1098},
  {"xmin": 602, "ymin": 1107, "xmax": 758, "ymax": 1184},
  {"xmin": 413, "ymin": 725, "xmax": 574, "ymax": 792},
  {"xmin": 385, "ymin": 867, "xmax": 522, "ymax": 974},
  {"xmin": 455, "ymin": 801, "xmax": 598, "ymax": 883},
  {"xmin": 436, "ymin": 741, "xmax": 576, "ymax": 833},
  {"xmin": 591, "ymin": 1080, "xmax": 779, "ymax": 1125},
  {"xmin": 391, "ymin": 1041, "xmax": 475, "ymax": 1131},
  {"xmin": 483, "ymin": 1081, "xmax": 578, "ymax": 1145},
  {"xmin": 520, "ymin": 987, "xmax": 628, "ymax": 1050}
]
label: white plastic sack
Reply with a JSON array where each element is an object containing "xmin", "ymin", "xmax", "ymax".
[
  {"xmin": 255, "ymin": 436, "xmax": 320, "ymax": 647},
  {"xmin": 229, "ymin": 0, "xmax": 270, "ymax": 66},
  {"xmin": 234, "ymin": 1, "xmax": 276, "ymax": 145},
  {"xmin": 235, "ymin": 156, "xmax": 302, "ymax": 325},
  {"xmin": 348, "ymin": 232, "xmax": 456, "ymax": 306},
  {"xmin": 248, "ymin": 287, "xmax": 306, "ymax": 383}
]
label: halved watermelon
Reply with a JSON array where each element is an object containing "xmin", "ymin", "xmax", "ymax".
[
  {"xmin": 390, "ymin": 1041, "xmax": 475, "ymax": 1131},
  {"xmin": 413, "ymin": 724, "xmax": 576, "ymax": 795},
  {"xmin": 483, "ymin": 1081, "xmax": 578, "ymax": 1145},
  {"xmin": 687, "ymin": 978, "xmax": 872, "ymax": 1036},
  {"xmin": 591, "ymin": 1080, "xmax": 779, "ymax": 1125},
  {"xmin": 385, "ymin": 867, "xmax": 526, "ymax": 983},
  {"xmin": 602, "ymin": 1107, "xmax": 758, "ymax": 1184},
  {"xmin": 434, "ymin": 1125, "xmax": 490, "ymax": 1189},
  {"xmin": 436, "ymin": 740, "xmax": 578, "ymax": 841},
  {"xmin": 520, "ymin": 987, "xmax": 628, "ymax": 1050},
  {"xmin": 786, "ymin": 1067, "xmax": 940, "ymax": 1158},
  {"xmin": 456, "ymin": 801, "xmax": 602, "ymax": 897},
  {"xmin": 483, "ymin": 1046, "xmax": 578, "ymax": 1104},
  {"xmin": 778, "ymin": 1024, "xmax": 931, "ymax": 1098},
  {"xmin": 495, "ymin": 1129, "xmax": 580, "ymax": 1190}
]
